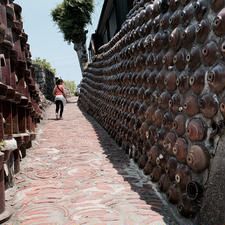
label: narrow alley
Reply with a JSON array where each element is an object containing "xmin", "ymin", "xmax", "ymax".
[{"xmin": 4, "ymin": 98, "xmax": 179, "ymax": 225}]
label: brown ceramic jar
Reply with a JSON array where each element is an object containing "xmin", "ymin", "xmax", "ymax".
[
  {"xmin": 196, "ymin": 19, "xmax": 210, "ymax": 43},
  {"xmin": 167, "ymin": 183, "xmax": 181, "ymax": 204},
  {"xmin": 186, "ymin": 118, "xmax": 206, "ymax": 142},
  {"xmin": 202, "ymin": 41, "xmax": 218, "ymax": 66},
  {"xmin": 207, "ymin": 63, "xmax": 225, "ymax": 93},
  {"xmin": 183, "ymin": 95, "xmax": 199, "ymax": 116},
  {"xmin": 165, "ymin": 71, "xmax": 177, "ymax": 93},
  {"xmin": 187, "ymin": 145, "xmax": 210, "ymax": 173},
  {"xmin": 173, "ymin": 114, "xmax": 186, "ymax": 136},
  {"xmin": 213, "ymin": 8, "xmax": 225, "ymax": 36},
  {"xmin": 211, "ymin": 0, "xmax": 225, "ymax": 12},
  {"xmin": 173, "ymin": 137, "xmax": 188, "ymax": 164},
  {"xmin": 190, "ymin": 68, "xmax": 205, "ymax": 95},
  {"xmin": 158, "ymin": 174, "xmax": 172, "ymax": 192},
  {"xmin": 176, "ymin": 71, "xmax": 190, "ymax": 94},
  {"xmin": 199, "ymin": 93, "xmax": 219, "ymax": 118},
  {"xmin": 165, "ymin": 157, "xmax": 177, "ymax": 181},
  {"xmin": 175, "ymin": 164, "xmax": 192, "ymax": 192},
  {"xmin": 163, "ymin": 131, "xmax": 177, "ymax": 155}
]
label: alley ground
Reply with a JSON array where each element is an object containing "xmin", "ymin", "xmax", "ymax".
[{"xmin": 4, "ymin": 97, "xmax": 184, "ymax": 225}]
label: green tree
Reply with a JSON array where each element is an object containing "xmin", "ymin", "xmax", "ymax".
[
  {"xmin": 51, "ymin": 0, "xmax": 94, "ymax": 72},
  {"xmin": 32, "ymin": 57, "xmax": 56, "ymax": 75},
  {"xmin": 64, "ymin": 80, "xmax": 76, "ymax": 95}
]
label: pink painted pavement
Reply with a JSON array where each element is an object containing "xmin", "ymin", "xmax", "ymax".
[{"xmin": 4, "ymin": 97, "xmax": 177, "ymax": 225}]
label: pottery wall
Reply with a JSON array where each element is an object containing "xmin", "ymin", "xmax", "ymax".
[
  {"xmin": 0, "ymin": 0, "xmax": 41, "ymax": 220},
  {"xmin": 79, "ymin": 0, "xmax": 225, "ymax": 223},
  {"xmin": 33, "ymin": 63, "xmax": 55, "ymax": 101}
]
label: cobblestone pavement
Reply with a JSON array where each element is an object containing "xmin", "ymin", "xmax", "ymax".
[{"xmin": 4, "ymin": 97, "xmax": 180, "ymax": 225}]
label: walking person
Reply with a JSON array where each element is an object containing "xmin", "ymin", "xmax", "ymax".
[{"xmin": 52, "ymin": 78, "xmax": 67, "ymax": 120}]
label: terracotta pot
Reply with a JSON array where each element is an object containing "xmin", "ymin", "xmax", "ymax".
[
  {"xmin": 186, "ymin": 118, "xmax": 206, "ymax": 142},
  {"xmin": 160, "ymin": 12, "xmax": 170, "ymax": 30},
  {"xmin": 163, "ymin": 131, "xmax": 177, "ymax": 155},
  {"xmin": 148, "ymin": 145, "xmax": 162, "ymax": 166},
  {"xmin": 177, "ymin": 194, "xmax": 199, "ymax": 218},
  {"xmin": 156, "ymin": 70, "xmax": 166, "ymax": 91},
  {"xmin": 169, "ymin": 93, "xmax": 182, "ymax": 113},
  {"xmin": 207, "ymin": 63, "xmax": 225, "ymax": 93},
  {"xmin": 213, "ymin": 8, "xmax": 225, "ymax": 36},
  {"xmin": 186, "ymin": 47, "xmax": 201, "ymax": 71},
  {"xmin": 187, "ymin": 181, "xmax": 204, "ymax": 200},
  {"xmin": 165, "ymin": 157, "xmax": 177, "ymax": 181},
  {"xmin": 145, "ymin": 105, "xmax": 156, "ymax": 123},
  {"xmin": 144, "ymin": 159, "xmax": 153, "ymax": 175},
  {"xmin": 164, "ymin": 71, "xmax": 177, "ymax": 93},
  {"xmin": 169, "ymin": 27, "xmax": 182, "ymax": 51},
  {"xmin": 190, "ymin": 68, "xmax": 205, "ymax": 95},
  {"xmin": 187, "ymin": 145, "xmax": 210, "ymax": 173},
  {"xmin": 199, "ymin": 93, "xmax": 219, "ymax": 118},
  {"xmin": 173, "ymin": 114, "xmax": 186, "ymax": 136},
  {"xmin": 158, "ymin": 174, "xmax": 171, "ymax": 192},
  {"xmin": 173, "ymin": 137, "xmax": 188, "ymax": 163},
  {"xmin": 175, "ymin": 164, "xmax": 192, "ymax": 191},
  {"xmin": 167, "ymin": 183, "xmax": 181, "ymax": 204},
  {"xmin": 181, "ymin": 3, "xmax": 194, "ymax": 27},
  {"xmin": 196, "ymin": 19, "xmax": 210, "ymax": 43},
  {"xmin": 176, "ymin": 71, "xmax": 190, "ymax": 94},
  {"xmin": 158, "ymin": 91, "xmax": 170, "ymax": 110},
  {"xmin": 150, "ymin": 166, "xmax": 161, "ymax": 182},
  {"xmin": 162, "ymin": 50, "xmax": 175, "ymax": 69},
  {"xmin": 193, "ymin": 0, "xmax": 208, "ymax": 21},
  {"xmin": 211, "ymin": 0, "xmax": 225, "ymax": 12},
  {"xmin": 169, "ymin": 10, "xmax": 181, "ymax": 28},
  {"xmin": 154, "ymin": 108, "xmax": 163, "ymax": 127},
  {"xmin": 181, "ymin": 24, "xmax": 196, "ymax": 49},
  {"xmin": 170, "ymin": 0, "xmax": 180, "ymax": 11},
  {"xmin": 162, "ymin": 111, "xmax": 174, "ymax": 130},
  {"xmin": 183, "ymin": 95, "xmax": 199, "ymax": 116},
  {"xmin": 202, "ymin": 41, "xmax": 218, "ymax": 66},
  {"xmin": 173, "ymin": 48, "xmax": 187, "ymax": 71}
]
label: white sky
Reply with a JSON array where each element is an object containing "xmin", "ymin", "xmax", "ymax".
[{"xmin": 14, "ymin": 0, "xmax": 104, "ymax": 85}]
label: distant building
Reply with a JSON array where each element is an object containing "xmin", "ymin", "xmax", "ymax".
[{"xmin": 88, "ymin": 0, "xmax": 134, "ymax": 60}]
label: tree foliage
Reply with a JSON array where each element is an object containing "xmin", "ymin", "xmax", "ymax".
[
  {"xmin": 32, "ymin": 57, "xmax": 56, "ymax": 75},
  {"xmin": 64, "ymin": 80, "xmax": 77, "ymax": 95},
  {"xmin": 51, "ymin": 0, "xmax": 94, "ymax": 44}
]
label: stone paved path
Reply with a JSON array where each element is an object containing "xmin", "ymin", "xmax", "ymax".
[{"xmin": 4, "ymin": 97, "xmax": 178, "ymax": 225}]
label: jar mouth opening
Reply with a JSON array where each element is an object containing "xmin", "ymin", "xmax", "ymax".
[
  {"xmin": 220, "ymin": 103, "xmax": 225, "ymax": 112},
  {"xmin": 187, "ymin": 155, "xmax": 193, "ymax": 164},
  {"xmin": 221, "ymin": 43, "xmax": 225, "ymax": 52},
  {"xmin": 173, "ymin": 147, "xmax": 177, "ymax": 155},
  {"xmin": 178, "ymin": 204, "xmax": 183, "ymax": 212},
  {"xmin": 214, "ymin": 17, "xmax": 221, "ymax": 27},
  {"xmin": 186, "ymin": 54, "xmax": 191, "ymax": 62},
  {"xmin": 175, "ymin": 174, "xmax": 180, "ymax": 183},
  {"xmin": 207, "ymin": 71, "xmax": 215, "ymax": 82},
  {"xmin": 189, "ymin": 76, "xmax": 195, "ymax": 85},
  {"xmin": 202, "ymin": 48, "xmax": 208, "ymax": 56}
]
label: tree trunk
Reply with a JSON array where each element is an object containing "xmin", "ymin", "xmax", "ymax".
[{"xmin": 73, "ymin": 42, "xmax": 88, "ymax": 74}]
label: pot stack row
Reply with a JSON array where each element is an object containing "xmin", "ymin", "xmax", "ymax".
[
  {"xmin": 0, "ymin": 0, "xmax": 41, "ymax": 219},
  {"xmin": 80, "ymin": 0, "xmax": 225, "ymax": 218}
]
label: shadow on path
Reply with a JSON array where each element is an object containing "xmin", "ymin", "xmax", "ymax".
[
  {"xmin": 66, "ymin": 101, "xmax": 77, "ymax": 104},
  {"xmin": 78, "ymin": 104, "xmax": 178, "ymax": 225}
]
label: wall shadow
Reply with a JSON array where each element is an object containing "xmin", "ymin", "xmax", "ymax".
[
  {"xmin": 78, "ymin": 104, "xmax": 181, "ymax": 225},
  {"xmin": 66, "ymin": 101, "xmax": 77, "ymax": 104}
]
